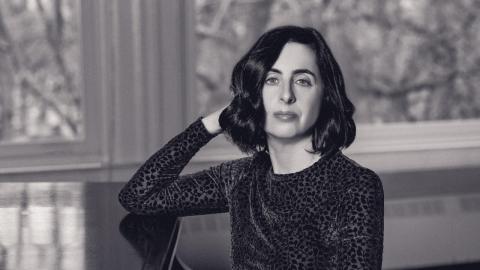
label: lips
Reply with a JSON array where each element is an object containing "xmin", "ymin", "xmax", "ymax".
[{"xmin": 273, "ymin": 111, "xmax": 298, "ymax": 120}]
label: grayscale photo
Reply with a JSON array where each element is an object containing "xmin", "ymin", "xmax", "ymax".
[{"xmin": 0, "ymin": 0, "xmax": 479, "ymax": 269}]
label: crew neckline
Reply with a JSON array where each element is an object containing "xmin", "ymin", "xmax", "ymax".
[{"xmin": 265, "ymin": 150, "xmax": 340, "ymax": 181}]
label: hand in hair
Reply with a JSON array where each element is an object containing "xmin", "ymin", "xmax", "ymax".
[{"xmin": 201, "ymin": 102, "xmax": 230, "ymax": 135}]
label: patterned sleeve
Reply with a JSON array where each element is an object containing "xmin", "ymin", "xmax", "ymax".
[
  {"xmin": 337, "ymin": 169, "xmax": 384, "ymax": 270},
  {"xmin": 118, "ymin": 117, "xmax": 248, "ymax": 216}
]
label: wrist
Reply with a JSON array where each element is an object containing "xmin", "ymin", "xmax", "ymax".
[{"xmin": 201, "ymin": 115, "xmax": 222, "ymax": 135}]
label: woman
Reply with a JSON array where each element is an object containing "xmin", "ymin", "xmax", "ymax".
[{"xmin": 119, "ymin": 25, "xmax": 384, "ymax": 269}]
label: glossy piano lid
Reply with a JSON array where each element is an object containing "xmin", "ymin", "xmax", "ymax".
[{"xmin": 0, "ymin": 182, "xmax": 180, "ymax": 270}]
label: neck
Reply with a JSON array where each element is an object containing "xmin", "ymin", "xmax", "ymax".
[{"xmin": 266, "ymin": 135, "xmax": 321, "ymax": 174}]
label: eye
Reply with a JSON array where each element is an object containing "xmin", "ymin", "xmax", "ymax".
[
  {"xmin": 296, "ymin": 78, "xmax": 312, "ymax": 87},
  {"xmin": 265, "ymin": 77, "xmax": 279, "ymax": 85}
]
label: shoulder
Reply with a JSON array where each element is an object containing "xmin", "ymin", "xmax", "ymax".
[
  {"xmin": 333, "ymin": 154, "xmax": 384, "ymax": 229},
  {"xmin": 208, "ymin": 153, "xmax": 263, "ymax": 194},
  {"xmin": 206, "ymin": 150, "xmax": 268, "ymax": 180},
  {"xmin": 209, "ymin": 154, "xmax": 257, "ymax": 181},
  {"xmin": 218, "ymin": 155, "xmax": 255, "ymax": 173},
  {"xmin": 334, "ymin": 152, "xmax": 383, "ymax": 197}
]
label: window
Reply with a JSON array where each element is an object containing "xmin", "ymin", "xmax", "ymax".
[
  {"xmin": 0, "ymin": 0, "xmax": 83, "ymax": 143},
  {"xmin": 191, "ymin": 0, "xmax": 480, "ymax": 172},
  {"xmin": 0, "ymin": 0, "xmax": 105, "ymax": 174},
  {"xmin": 0, "ymin": 0, "xmax": 210, "ymax": 179}
]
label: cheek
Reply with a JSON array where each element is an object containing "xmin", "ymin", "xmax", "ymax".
[
  {"xmin": 305, "ymin": 104, "xmax": 319, "ymax": 121},
  {"xmin": 303, "ymin": 96, "xmax": 322, "ymax": 122},
  {"xmin": 261, "ymin": 91, "xmax": 273, "ymax": 113}
]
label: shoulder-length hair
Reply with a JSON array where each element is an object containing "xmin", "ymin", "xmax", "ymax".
[{"xmin": 219, "ymin": 25, "xmax": 356, "ymax": 156}]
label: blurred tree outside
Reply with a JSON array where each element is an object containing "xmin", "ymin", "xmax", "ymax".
[
  {"xmin": 195, "ymin": 0, "xmax": 480, "ymax": 124},
  {"xmin": 0, "ymin": 0, "xmax": 82, "ymax": 143}
]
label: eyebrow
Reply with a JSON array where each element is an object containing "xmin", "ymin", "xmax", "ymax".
[{"xmin": 269, "ymin": 68, "xmax": 317, "ymax": 81}]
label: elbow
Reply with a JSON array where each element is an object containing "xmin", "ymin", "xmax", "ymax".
[
  {"xmin": 118, "ymin": 188, "xmax": 163, "ymax": 215},
  {"xmin": 117, "ymin": 175, "xmax": 146, "ymax": 214},
  {"xmin": 117, "ymin": 180, "xmax": 172, "ymax": 215},
  {"xmin": 118, "ymin": 188, "xmax": 139, "ymax": 213},
  {"xmin": 118, "ymin": 191, "xmax": 130, "ymax": 211}
]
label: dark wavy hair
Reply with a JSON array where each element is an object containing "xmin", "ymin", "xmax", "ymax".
[{"xmin": 219, "ymin": 25, "xmax": 356, "ymax": 156}]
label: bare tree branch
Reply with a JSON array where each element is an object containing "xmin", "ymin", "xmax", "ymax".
[
  {"xmin": 0, "ymin": 2, "xmax": 21, "ymax": 70},
  {"xmin": 19, "ymin": 70, "xmax": 78, "ymax": 134},
  {"xmin": 196, "ymin": 71, "xmax": 218, "ymax": 92},
  {"xmin": 36, "ymin": 0, "xmax": 76, "ymax": 98},
  {"xmin": 0, "ymin": 1, "xmax": 79, "ymax": 136},
  {"xmin": 358, "ymin": 64, "xmax": 480, "ymax": 101},
  {"xmin": 209, "ymin": 0, "xmax": 231, "ymax": 33},
  {"xmin": 196, "ymin": 25, "xmax": 237, "ymax": 50}
]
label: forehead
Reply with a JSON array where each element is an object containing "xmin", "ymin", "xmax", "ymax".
[{"xmin": 271, "ymin": 42, "xmax": 318, "ymax": 72}]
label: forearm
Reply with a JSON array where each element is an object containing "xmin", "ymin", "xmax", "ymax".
[{"xmin": 118, "ymin": 118, "xmax": 217, "ymax": 213}]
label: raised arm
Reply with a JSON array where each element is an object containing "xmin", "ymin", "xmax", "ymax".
[
  {"xmin": 118, "ymin": 105, "xmax": 244, "ymax": 216},
  {"xmin": 337, "ymin": 169, "xmax": 384, "ymax": 269}
]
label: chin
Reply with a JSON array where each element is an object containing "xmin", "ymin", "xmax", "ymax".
[{"xmin": 265, "ymin": 129, "xmax": 307, "ymax": 141}]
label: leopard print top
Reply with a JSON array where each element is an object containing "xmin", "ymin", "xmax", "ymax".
[{"xmin": 119, "ymin": 118, "xmax": 384, "ymax": 269}]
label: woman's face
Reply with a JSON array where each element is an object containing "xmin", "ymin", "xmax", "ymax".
[{"xmin": 262, "ymin": 42, "xmax": 323, "ymax": 142}]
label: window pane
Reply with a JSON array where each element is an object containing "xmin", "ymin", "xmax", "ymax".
[
  {"xmin": 195, "ymin": 0, "xmax": 480, "ymax": 123},
  {"xmin": 0, "ymin": 0, "xmax": 83, "ymax": 143}
]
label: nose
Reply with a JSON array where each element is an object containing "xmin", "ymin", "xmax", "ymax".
[{"xmin": 280, "ymin": 82, "xmax": 296, "ymax": 104}]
